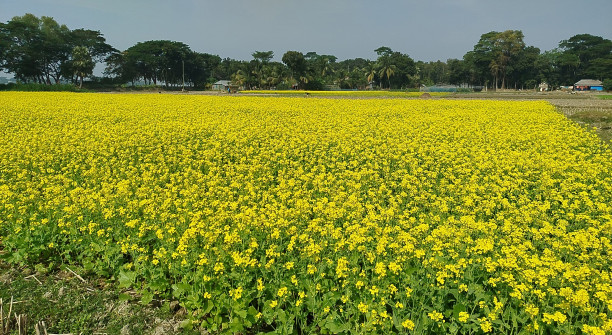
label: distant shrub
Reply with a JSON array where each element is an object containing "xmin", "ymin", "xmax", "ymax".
[
  {"xmin": 276, "ymin": 82, "xmax": 291, "ymax": 90},
  {"xmin": 603, "ymin": 79, "xmax": 612, "ymax": 91},
  {"xmin": 0, "ymin": 83, "xmax": 90, "ymax": 92},
  {"xmin": 304, "ymin": 79, "xmax": 325, "ymax": 91}
]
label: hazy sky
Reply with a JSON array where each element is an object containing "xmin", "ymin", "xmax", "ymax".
[{"xmin": 1, "ymin": 0, "xmax": 612, "ymax": 63}]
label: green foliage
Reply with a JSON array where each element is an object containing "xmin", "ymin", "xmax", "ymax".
[
  {"xmin": 71, "ymin": 46, "xmax": 95, "ymax": 88},
  {"xmin": 0, "ymin": 13, "xmax": 114, "ymax": 85},
  {"xmin": 0, "ymin": 82, "xmax": 90, "ymax": 92},
  {"xmin": 604, "ymin": 80, "xmax": 612, "ymax": 92},
  {"xmin": 252, "ymin": 50, "xmax": 274, "ymax": 63},
  {"xmin": 372, "ymin": 47, "xmax": 416, "ymax": 89},
  {"xmin": 465, "ymin": 30, "xmax": 527, "ymax": 89},
  {"xmin": 0, "ymin": 264, "xmax": 196, "ymax": 334},
  {"xmin": 2, "ymin": 13, "xmax": 611, "ymax": 92},
  {"xmin": 282, "ymin": 51, "xmax": 307, "ymax": 80},
  {"xmin": 558, "ymin": 34, "xmax": 612, "ymax": 84}
]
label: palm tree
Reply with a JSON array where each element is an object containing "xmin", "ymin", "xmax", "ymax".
[
  {"xmin": 319, "ymin": 57, "xmax": 334, "ymax": 78},
  {"xmin": 299, "ymin": 74, "xmax": 311, "ymax": 89},
  {"xmin": 232, "ymin": 70, "xmax": 247, "ymax": 89},
  {"xmin": 363, "ymin": 62, "xmax": 377, "ymax": 89},
  {"xmin": 378, "ymin": 64, "xmax": 396, "ymax": 90}
]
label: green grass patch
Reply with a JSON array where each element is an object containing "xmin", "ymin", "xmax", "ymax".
[
  {"xmin": 597, "ymin": 95, "xmax": 612, "ymax": 100},
  {"xmin": 0, "ymin": 262, "xmax": 196, "ymax": 334},
  {"xmin": 563, "ymin": 109, "xmax": 612, "ymax": 144}
]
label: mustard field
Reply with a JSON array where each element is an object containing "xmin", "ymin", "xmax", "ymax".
[{"xmin": 1, "ymin": 92, "xmax": 611, "ymax": 334}]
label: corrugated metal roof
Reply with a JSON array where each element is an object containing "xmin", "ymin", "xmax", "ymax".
[
  {"xmin": 574, "ymin": 79, "xmax": 603, "ymax": 86},
  {"xmin": 214, "ymin": 80, "xmax": 231, "ymax": 85}
]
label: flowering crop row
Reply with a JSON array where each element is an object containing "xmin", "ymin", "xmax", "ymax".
[{"xmin": 0, "ymin": 92, "xmax": 611, "ymax": 334}]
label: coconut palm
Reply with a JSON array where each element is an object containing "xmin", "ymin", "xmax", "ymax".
[
  {"xmin": 363, "ymin": 62, "xmax": 377, "ymax": 89},
  {"xmin": 231, "ymin": 70, "xmax": 247, "ymax": 89},
  {"xmin": 378, "ymin": 63, "xmax": 396, "ymax": 90}
]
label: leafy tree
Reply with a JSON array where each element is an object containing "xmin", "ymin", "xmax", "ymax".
[
  {"xmin": 70, "ymin": 28, "xmax": 116, "ymax": 62},
  {"xmin": 1, "ymin": 14, "xmax": 70, "ymax": 84},
  {"xmin": 71, "ymin": 46, "xmax": 94, "ymax": 88},
  {"xmin": 1, "ymin": 14, "xmax": 114, "ymax": 85},
  {"xmin": 508, "ymin": 46, "xmax": 540, "ymax": 89},
  {"xmin": 465, "ymin": 31, "xmax": 499, "ymax": 87},
  {"xmin": 535, "ymin": 49, "xmax": 563, "ymax": 88},
  {"xmin": 388, "ymin": 52, "xmax": 417, "ymax": 89},
  {"xmin": 116, "ymin": 40, "xmax": 192, "ymax": 86},
  {"xmin": 560, "ymin": 34, "xmax": 612, "ymax": 82},
  {"xmin": 603, "ymin": 79, "xmax": 612, "ymax": 91},
  {"xmin": 282, "ymin": 51, "xmax": 307, "ymax": 88},
  {"xmin": 185, "ymin": 52, "xmax": 221, "ymax": 88},
  {"xmin": 447, "ymin": 59, "xmax": 471, "ymax": 86},
  {"xmin": 213, "ymin": 57, "xmax": 243, "ymax": 81},
  {"xmin": 337, "ymin": 58, "xmax": 369, "ymax": 74},
  {"xmin": 465, "ymin": 30, "xmax": 527, "ymax": 89},
  {"xmin": 252, "ymin": 51, "xmax": 274, "ymax": 63},
  {"xmin": 374, "ymin": 46, "xmax": 393, "ymax": 57},
  {"xmin": 250, "ymin": 51, "xmax": 274, "ymax": 89},
  {"xmin": 417, "ymin": 60, "xmax": 450, "ymax": 86},
  {"xmin": 493, "ymin": 30, "xmax": 525, "ymax": 89},
  {"xmin": 372, "ymin": 47, "xmax": 416, "ymax": 89},
  {"xmin": 585, "ymin": 56, "xmax": 612, "ymax": 81}
]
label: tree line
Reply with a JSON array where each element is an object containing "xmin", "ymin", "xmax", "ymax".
[{"xmin": 1, "ymin": 14, "xmax": 611, "ymax": 90}]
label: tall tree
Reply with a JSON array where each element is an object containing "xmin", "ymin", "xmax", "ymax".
[
  {"xmin": 466, "ymin": 30, "xmax": 527, "ymax": 89},
  {"xmin": 251, "ymin": 51, "xmax": 274, "ymax": 89},
  {"xmin": 374, "ymin": 48, "xmax": 416, "ymax": 89},
  {"xmin": 363, "ymin": 61, "xmax": 377, "ymax": 87},
  {"xmin": 71, "ymin": 46, "xmax": 94, "ymax": 88},
  {"xmin": 1, "ymin": 14, "xmax": 115, "ymax": 85},
  {"xmin": 447, "ymin": 58, "xmax": 471, "ymax": 86},
  {"xmin": 507, "ymin": 45, "xmax": 540, "ymax": 89},
  {"xmin": 378, "ymin": 58, "xmax": 396, "ymax": 89},
  {"xmin": 559, "ymin": 34, "xmax": 612, "ymax": 83},
  {"xmin": 118, "ymin": 40, "xmax": 191, "ymax": 86},
  {"xmin": 1, "ymin": 14, "xmax": 71, "ymax": 84},
  {"xmin": 493, "ymin": 30, "xmax": 525, "ymax": 89},
  {"xmin": 282, "ymin": 51, "xmax": 307, "ymax": 88},
  {"xmin": 252, "ymin": 51, "xmax": 274, "ymax": 63}
]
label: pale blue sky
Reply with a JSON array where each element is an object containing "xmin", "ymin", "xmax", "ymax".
[{"xmin": 1, "ymin": 0, "xmax": 612, "ymax": 63}]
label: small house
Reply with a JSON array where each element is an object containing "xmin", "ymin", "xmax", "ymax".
[
  {"xmin": 212, "ymin": 80, "xmax": 232, "ymax": 91},
  {"xmin": 574, "ymin": 79, "xmax": 603, "ymax": 91},
  {"xmin": 538, "ymin": 82, "xmax": 549, "ymax": 92}
]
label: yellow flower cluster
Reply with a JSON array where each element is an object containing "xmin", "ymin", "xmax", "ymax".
[{"xmin": 1, "ymin": 92, "xmax": 611, "ymax": 333}]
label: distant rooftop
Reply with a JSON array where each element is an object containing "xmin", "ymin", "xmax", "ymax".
[{"xmin": 574, "ymin": 79, "xmax": 603, "ymax": 86}]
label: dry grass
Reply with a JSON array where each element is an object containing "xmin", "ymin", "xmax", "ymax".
[{"xmin": 550, "ymin": 98, "xmax": 612, "ymax": 145}]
